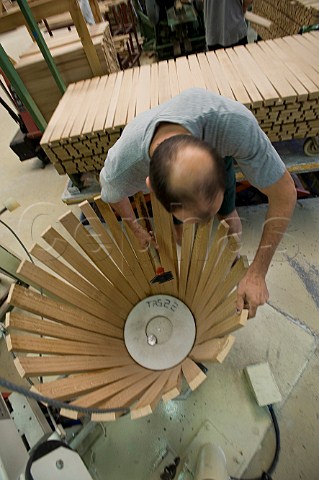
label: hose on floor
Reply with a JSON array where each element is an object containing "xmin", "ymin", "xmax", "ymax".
[{"xmin": 230, "ymin": 404, "xmax": 280, "ymax": 480}]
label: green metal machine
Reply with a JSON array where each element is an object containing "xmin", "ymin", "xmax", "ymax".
[{"xmin": 136, "ymin": 0, "xmax": 206, "ymax": 59}]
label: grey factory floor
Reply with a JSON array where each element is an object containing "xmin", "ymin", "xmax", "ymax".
[{"xmin": 1, "ymin": 26, "xmax": 319, "ymax": 480}]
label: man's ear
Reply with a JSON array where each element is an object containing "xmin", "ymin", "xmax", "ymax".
[{"xmin": 146, "ymin": 176, "xmax": 153, "ymax": 191}]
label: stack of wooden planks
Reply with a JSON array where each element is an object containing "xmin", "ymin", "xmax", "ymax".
[
  {"xmin": 5, "ymin": 195, "xmax": 249, "ymax": 420},
  {"xmin": 40, "ymin": 31, "xmax": 319, "ymax": 176},
  {"xmin": 16, "ymin": 22, "xmax": 119, "ymax": 121},
  {"xmin": 251, "ymin": 0, "xmax": 319, "ymax": 40}
]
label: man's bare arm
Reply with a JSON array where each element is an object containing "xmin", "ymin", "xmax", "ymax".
[
  {"xmin": 109, "ymin": 197, "xmax": 152, "ymax": 249},
  {"xmin": 237, "ymin": 170, "xmax": 296, "ymax": 317}
]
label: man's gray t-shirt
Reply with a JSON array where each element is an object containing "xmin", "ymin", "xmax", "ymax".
[
  {"xmin": 204, "ymin": 0, "xmax": 247, "ymax": 48},
  {"xmin": 100, "ymin": 88, "xmax": 286, "ymax": 203}
]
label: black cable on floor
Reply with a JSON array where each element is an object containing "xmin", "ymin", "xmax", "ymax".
[
  {"xmin": 0, "ymin": 219, "xmax": 34, "ymax": 264},
  {"xmin": 230, "ymin": 404, "xmax": 280, "ymax": 480},
  {"xmin": 266, "ymin": 405, "xmax": 280, "ymax": 477}
]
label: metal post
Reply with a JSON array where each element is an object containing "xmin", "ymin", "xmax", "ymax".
[
  {"xmin": 16, "ymin": 0, "xmax": 67, "ymax": 95},
  {"xmin": 0, "ymin": 45, "xmax": 47, "ymax": 132}
]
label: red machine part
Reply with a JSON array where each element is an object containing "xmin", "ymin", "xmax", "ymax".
[{"xmin": 0, "ymin": 68, "xmax": 40, "ymax": 136}]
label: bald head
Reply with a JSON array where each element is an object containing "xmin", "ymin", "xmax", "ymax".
[
  {"xmin": 170, "ymin": 144, "xmax": 215, "ymax": 191},
  {"xmin": 149, "ymin": 135, "xmax": 226, "ymax": 220}
]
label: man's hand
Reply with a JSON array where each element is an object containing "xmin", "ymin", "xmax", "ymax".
[
  {"xmin": 109, "ymin": 197, "xmax": 155, "ymax": 250},
  {"xmin": 236, "ymin": 268, "xmax": 269, "ymax": 318},
  {"xmin": 132, "ymin": 223, "xmax": 155, "ymax": 251},
  {"xmin": 236, "ymin": 170, "xmax": 296, "ymax": 319}
]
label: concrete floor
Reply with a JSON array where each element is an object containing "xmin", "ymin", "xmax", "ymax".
[{"xmin": 1, "ymin": 26, "xmax": 319, "ymax": 480}]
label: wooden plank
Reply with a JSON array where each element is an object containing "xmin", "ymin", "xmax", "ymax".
[
  {"xmin": 136, "ymin": 64, "xmax": 151, "ymax": 115},
  {"xmin": 61, "ymin": 79, "xmax": 92, "ymax": 140},
  {"xmin": 206, "ymin": 51, "xmax": 234, "ymax": 100},
  {"xmin": 30, "ymin": 243, "xmax": 123, "ymax": 312},
  {"xmin": 8, "ymin": 284, "xmax": 123, "ymax": 339},
  {"xmin": 157, "ymin": 60, "xmax": 171, "ymax": 104},
  {"xmin": 15, "ymin": 354, "xmax": 133, "ymax": 378},
  {"xmin": 245, "ymin": 43, "xmax": 298, "ymax": 102},
  {"xmin": 92, "ymin": 72, "xmax": 117, "ymax": 132},
  {"xmin": 123, "ymin": 220, "xmax": 158, "ymax": 288},
  {"xmin": 33, "ymin": 365, "xmax": 145, "ymax": 401},
  {"xmin": 308, "ymin": 31, "xmax": 319, "ymax": 42},
  {"xmin": 7, "ymin": 334, "xmax": 126, "ymax": 357},
  {"xmin": 162, "ymin": 365, "xmax": 183, "ymax": 402},
  {"xmin": 16, "ymin": 40, "xmax": 96, "ymax": 67},
  {"xmin": 306, "ymin": 31, "xmax": 319, "ymax": 46},
  {"xmin": 196, "ymin": 53, "xmax": 219, "ymax": 94},
  {"xmin": 193, "ymin": 234, "xmax": 240, "ymax": 314},
  {"xmin": 196, "ymin": 290, "xmax": 237, "ymax": 342},
  {"xmin": 215, "ymin": 49, "xmax": 251, "ymax": 106},
  {"xmin": 175, "ymin": 56, "xmax": 194, "ymax": 92},
  {"xmin": 201, "ymin": 310, "xmax": 248, "ymax": 340},
  {"xmin": 6, "ymin": 311, "xmax": 116, "ymax": 346},
  {"xmin": 151, "ymin": 193, "xmax": 178, "ymax": 296},
  {"xmin": 168, "ymin": 59, "xmax": 180, "ymax": 97},
  {"xmin": 48, "ymin": 80, "xmax": 86, "ymax": 144},
  {"xmin": 69, "ymin": 0, "xmax": 103, "ymax": 76},
  {"xmin": 83, "ymin": 200, "xmax": 151, "ymax": 297},
  {"xmin": 59, "ymin": 211, "xmax": 139, "ymax": 306},
  {"xmin": 192, "ymin": 221, "xmax": 229, "ymax": 317},
  {"xmin": 16, "ymin": 40, "xmax": 106, "ymax": 77},
  {"xmin": 91, "ymin": 372, "xmax": 160, "ymax": 421},
  {"xmin": 41, "ymin": 12, "xmax": 73, "ymax": 32},
  {"xmin": 71, "ymin": 201, "xmax": 121, "ymax": 265},
  {"xmin": 181, "ymin": 358, "xmax": 206, "ymax": 390},
  {"xmin": 41, "ymin": 226, "xmax": 127, "ymax": 325},
  {"xmin": 260, "ymin": 40, "xmax": 309, "ymax": 101},
  {"xmin": 200, "ymin": 256, "xmax": 249, "ymax": 320},
  {"xmin": 88, "ymin": 0, "xmax": 103, "ymax": 22},
  {"xmin": 157, "ymin": 194, "xmax": 179, "ymax": 281},
  {"xmin": 131, "ymin": 369, "xmax": 171, "ymax": 419},
  {"xmin": 150, "ymin": 62, "xmax": 159, "ymax": 109},
  {"xmin": 21, "ymin": 23, "xmax": 108, "ymax": 58},
  {"xmin": 95, "ymin": 197, "xmax": 149, "ymax": 284},
  {"xmin": 69, "ymin": 76, "xmax": 101, "ymax": 138},
  {"xmin": 187, "ymin": 54, "xmax": 206, "ymax": 89},
  {"xmin": 271, "ymin": 37, "xmax": 319, "ymax": 95},
  {"xmin": 113, "ymin": 68, "xmax": 134, "ymax": 127},
  {"xmin": 104, "ymin": 70, "xmax": 124, "ymax": 129},
  {"xmin": 41, "ymin": 83, "xmax": 76, "ymax": 145},
  {"xmin": 245, "ymin": 10, "xmax": 272, "ymax": 28},
  {"xmin": 0, "ymin": 0, "xmax": 70, "ymax": 33},
  {"xmin": 178, "ymin": 223, "xmax": 194, "ymax": 302},
  {"xmin": 185, "ymin": 222, "xmax": 212, "ymax": 305},
  {"xmin": 69, "ymin": 370, "xmax": 157, "ymax": 410},
  {"xmin": 190, "ymin": 335, "xmax": 235, "ymax": 363},
  {"xmin": 292, "ymin": 32, "xmax": 319, "ymax": 57},
  {"xmin": 131, "ymin": 192, "xmax": 163, "ymax": 295},
  {"xmin": 82, "ymin": 74, "xmax": 109, "ymax": 135},
  {"xmin": 231, "ymin": 45, "xmax": 279, "ymax": 105},
  {"xmin": 126, "ymin": 66, "xmax": 140, "ymax": 123},
  {"xmin": 286, "ymin": 35, "xmax": 319, "ymax": 75},
  {"xmin": 17, "ymin": 260, "xmax": 121, "ymax": 322},
  {"xmin": 93, "ymin": 197, "xmax": 139, "ymax": 260}
]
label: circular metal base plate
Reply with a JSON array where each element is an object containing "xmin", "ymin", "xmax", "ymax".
[{"xmin": 124, "ymin": 295, "xmax": 196, "ymax": 370}]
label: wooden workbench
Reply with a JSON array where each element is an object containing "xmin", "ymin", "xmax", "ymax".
[{"xmin": 40, "ymin": 31, "xmax": 319, "ymax": 176}]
